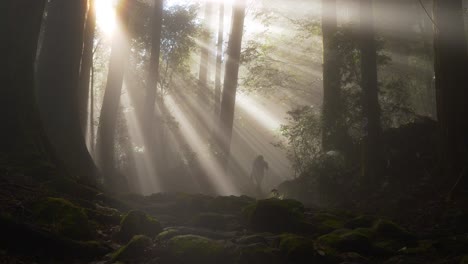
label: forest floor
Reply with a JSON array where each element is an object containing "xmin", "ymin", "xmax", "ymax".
[{"xmin": 0, "ymin": 166, "xmax": 468, "ymax": 264}]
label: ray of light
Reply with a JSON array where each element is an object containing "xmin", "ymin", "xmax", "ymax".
[
  {"xmin": 95, "ymin": 0, "xmax": 117, "ymax": 36},
  {"xmin": 165, "ymin": 94, "xmax": 239, "ymax": 195}
]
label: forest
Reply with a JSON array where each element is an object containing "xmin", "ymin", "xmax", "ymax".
[{"xmin": 1, "ymin": 0, "xmax": 468, "ymax": 263}]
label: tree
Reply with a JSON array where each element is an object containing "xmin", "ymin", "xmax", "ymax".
[
  {"xmin": 143, "ymin": 0, "xmax": 164, "ymax": 173},
  {"xmin": 359, "ymin": 0, "xmax": 382, "ymax": 187},
  {"xmin": 0, "ymin": 0, "xmax": 50, "ymax": 164},
  {"xmin": 214, "ymin": 2, "xmax": 225, "ymax": 116},
  {"xmin": 219, "ymin": 0, "xmax": 247, "ymax": 170},
  {"xmin": 79, "ymin": 0, "xmax": 97, "ymax": 132},
  {"xmin": 321, "ymin": 0, "xmax": 346, "ymax": 152},
  {"xmin": 433, "ymin": 0, "xmax": 468, "ymax": 191},
  {"xmin": 96, "ymin": 0, "xmax": 131, "ymax": 184},
  {"xmin": 37, "ymin": 0, "xmax": 97, "ymax": 185}
]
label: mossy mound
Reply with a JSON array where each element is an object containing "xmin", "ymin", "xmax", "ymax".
[
  {"xmin": 166, "ymin": 235, "xmax": 228, "ymax": 264},
  {"xmin": 373, "ymin": 219, "xmax": 416, "ymax": 242},
  {"xmin": 344, "ymin": 215, "xmax": 378, "ymax": 229},
  {"xmin": 311, "ymin": 212, "xmax": 345, "ymax": 234},
  {"xmin": 33, "ymin": 197, "xmax": 94, "ymax": 240},
  {"xmin": 279, "ymin": 234, "xmax": 319, "ymax": 263},
  {"xmin": 243, "ymin": 198, "xmax": 306, "ymax": 233},
  {"xmin": 318, "ymin": 219, "xmax": 417, "ymax": 256},
  {"xmin": 117, "ymin": 210, "xmax": 162, "ymax": 243},
  {"xmin": 318, "ymin": 229, "xmax": 373, "ymax": 256},
  {"xmin": 237, "ymin": 243, "xmax": 282, "ymax": 264},
  {"xmin": 112, "ymin": 235, "xmax": 152, "ymax": 262}
]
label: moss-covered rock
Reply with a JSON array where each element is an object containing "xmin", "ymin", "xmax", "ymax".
[
  {"xmin": 237, "ymin": 243, "xmax": 282, "ymax": 264},
  {"xmin": 460, "ymin": 255, "xmax": 468, "ymax": 264},
  {"xmin": 156, "ymin": 228, "xmax": 181, "ymax": 241},
  {"xmin": 33, "ymin": 197, "xmax": 94, "ymax": 240},
  {"xmin": 243, "ymin": 198, "xmax": 306, "ymax": 233},
  {"xmin": 344, "ymin": 215, "xmax": 378, "ymax": 229},
  {"xmin": 166, "ymin": 235, "xmax": 228, "ymax": 264},
  {"xmin": 279, "ymin": 234, "xmax": 318, "ymax": 263},
  {"xmin": 318, "ymin": 229, "xmax": 374, "ymax": 256},
  {"xmin": 117, "ymin": 210, "xmax": 162, "ymax": 243},
  {"xmin": 311, "ymin": 212, "xmax": 345, "ymax": 234},
  {"xmin": 373, "ymin": 219, "xmax": 416, "ymax": 242},
  {"xmin": 112, "ymin": 235, "xmax": 152, "ymax": 262},
  {"xmin": 236, "ymin": 234, "xmax": 269, "ymax": 245}
]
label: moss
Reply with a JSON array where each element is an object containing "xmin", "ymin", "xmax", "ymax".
[
  {"xmin": 112, "ymin": 235, "xmax": 152, "ymax": 262},
  {"xmin": 344, "ymin": 215, "xmax": 378, "ymax": 229},
  {"xmin": 318, "ymin": 229, "xmax": 373, "ymax": 256},
  {"xmin": 311, "ymin": 213, "xmax": 345, "ymax": 234},
  {"xmin": 237, "ymin": 244, "xmax": 282, "ymax": 264},
  {"xmin": 243, "ymin": 198, "xmax": 305, "ymax": 233},
  {"xmin": 460, "ymin": 255, "xmax": 468, "ymax": 264},
  {"xmin": 167, "ymin": 235, "xmax": 227, "ymax": 264},
  {"xmin": 279, "ymin": 234, "xmax": 317, "ymax": 263},
  {"xmin": 237, "ymin": 234, "xmax": 268, "ymax": 245},
  {"xmin": 118, "ymin": 210, "xmax": 162, "ymax": 243},
  {"xmin": 372, "ymin": 219, "xmax": 416, "ymax": 242},
  {"xmin": 156, "ymin": 229, "xmax": 180, "ymax": 240},
  {"xmin": 33, "ymin": 197, "xmax": 94, "ymax": 240}
]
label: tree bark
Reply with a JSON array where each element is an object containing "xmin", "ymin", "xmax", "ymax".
[
  {"xmin": 37, "ymin": 0, "xmax": 97, "ymax": 185},
  {"xmin": 359, "ymin": 0, "xmax": 382, "ymax": 187},
  {"xmin": 219, "ymin": 0, "xmax": 247, "ymax": 171},
  {"xmin": 321, "ymin": 0, "xmax": 346, "ymax": 152},
  {"xmin": 79, "ymin": 0, "xmax": 97, "ymax": 133},
  {"xmin": 214, "ymin": 2, "xmax": 225, "ymax": 117},
  {"xmin": 143, "ymin": 0, "xmax": 164, "ymax": 175},
  {"xmin": 433, "ymin": 0, "xmax": 468, "ymax": 188},
  {"xmin": 96, "ymin": 0, "xmax": 131, "ymax": 184},
  {"xmin": 0, "ymin": 0, "xmax": 49, "ymax": 163}
]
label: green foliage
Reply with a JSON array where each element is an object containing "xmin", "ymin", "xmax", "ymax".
[
  {"xmin": 160, "ymin": 4, "xmax": 200, "ymax": 91},
  {"xmin": 33, "ymin": 197, "xmax": 94, "ymax": 241},
  {"xmin": 118, "ymin": 210, "xmax": 162, "ymax": 242},
  {"xmin": 278, "ymin": 106, "xmax": 322, "ymax": 177}
]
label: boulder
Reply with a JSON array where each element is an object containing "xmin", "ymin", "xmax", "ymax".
[
  {"xmin": 112, "ymin": 235, "xmax": 152, "ymax": 262},
  {"xmin": 33, "ymin": 197, "xmax": 94, "ymax": 240},
  {"xmin": 117, "ymin": 210, "xmax": 162, "ymax": 242}
]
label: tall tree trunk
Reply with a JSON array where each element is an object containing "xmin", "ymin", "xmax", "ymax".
[
  {"xmin": 433, "ymin": 0, "xmax": 468, "ymax": 190},
  {"xmin": 198, "ymin": 2, "xmax": 214, "ymax": 103},
  {"xmin": 321, "ymin": 0, "xmax": 346, "ymax": 152},
  {"xmin": 90, "ymin": 64, "xmax": 95, "ymax": 156},
  {"xmin": 37, "ymin": 0, "xmax": 97, "ymax": 185},
  {"xmin": 214, "ymin": 2, "xmax": 225, "ymax": 117},
  {"xmin": 144, "ymin": 0, "xmax": 164, "ymax": 176},
  {"xmin": 96, "ymin": 0, "xmax": 131, "ymax": 185},
  {"xmin": 359, "ymin": 0, "xmax": 382, "ymax": 187},
  {"xmin": 219, "ymin": 0, "xmax": 246, "ymax": 171},
  {"xmin": 0, "ymin": 0, "xmax": 50, "ymax": 164},
  {"xmin": 79, "ymin": 0, "xmax": 97, "ymax": 133}
]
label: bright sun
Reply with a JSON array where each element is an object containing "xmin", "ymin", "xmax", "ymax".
[{"xmin": 94, "ymin": 0, "xmax": 117, "ymax": 36}]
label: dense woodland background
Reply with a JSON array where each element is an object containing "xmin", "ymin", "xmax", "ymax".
[{"xmin": 1, "ymin": 0, "xmax": 468, "ymax": 263}]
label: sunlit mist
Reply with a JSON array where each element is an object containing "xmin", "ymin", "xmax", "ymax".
[{"xmin": 95, "ymin": 0, "xmax": 117, "ymax": 36}]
